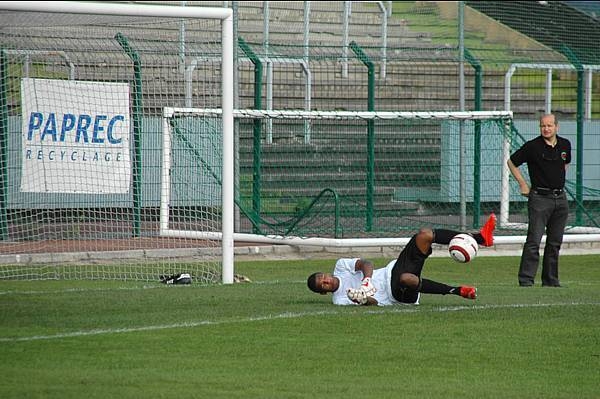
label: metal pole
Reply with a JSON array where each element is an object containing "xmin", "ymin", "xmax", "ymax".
[
  {"xmin": 545, "ymin": 68, "xmax": 552, "ymax": 113},
  {"xmin": 179, "ymin": 1, "xmax": 186, "ymax": 74},
  {"xmin": 458, "ymin": 1, "xmax": 466, "ymax": 230},
  {"xmin": 501, "ymin": 65, "xmax": 516, "ymax": 227},
  {"xmin": 575, "ymin": 66, "xmax": 585, "ymax": 225},
  {"xmin": 304, "ymin": 1, "xmax": 311, "ymax": 142},
  {"xmin": 342, "ymin": 1, "xmax": 349, "ymax": 79},
  {"xmin": 585, "ymin": 68, "xmax": 592, "ymax": 120},
  {"xmin": 464, "ymin": 49, "xmax": 482, "ymax": 228},
  {"xmin": 0, "ymin": 50, "xmax": 8, "ymax": 240},
  {"xmin": 115, "ymin": 33, "xmax": 143, "ymax": 238},
  {"xmin": 350, "ymin": 41, "xmax": 375, "ymax": 232},
  {"xmin": 376, "ymin": 2, "xmax": 387, "ymax": 80},
  {"xmin": 263, "ymin": 1, "xmax": 273, "ymax": 144},
  {"xmin": 238, "ymin": 38, "xmax": 263, "ymax": 234},
  {"xmin": 562, "ymin": 45, "xmax": 585, "ymax": 225},
  {"xmin": 232, "ymin": 1, "xmax": 241, "ymax": 233},
  {"xmin": 221, "ymin": 12, "xmax": 235, "ymax": 284}
]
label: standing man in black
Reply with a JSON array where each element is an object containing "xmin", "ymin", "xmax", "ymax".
[{"xmin": 507, "ymin": 113, "xmax": 571, "ymax": 287}]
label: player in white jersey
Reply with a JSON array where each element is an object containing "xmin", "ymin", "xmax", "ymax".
[{"xmin": 307, "ymin": 214, "xmax": 496, "ymax": 306}]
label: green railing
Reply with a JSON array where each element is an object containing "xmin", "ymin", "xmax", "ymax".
[{"xmin": 115, "ymin": 33, "xmax": 143, "ymax": 238}]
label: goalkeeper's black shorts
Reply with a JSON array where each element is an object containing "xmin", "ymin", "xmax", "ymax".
[{"xmin": 390, "ymin": 234, "xmax": 431, "ymax": 303}]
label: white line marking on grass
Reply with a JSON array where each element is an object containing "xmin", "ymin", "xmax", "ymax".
[
  {"xmin": 2, "ymin": 301, "xmax": 599, "ymax": 343},
  {"xmin": 0, "ymin": 285, "xmax": 161, "ymax": 296},
  {"xmin": 0, "ymin": 281, "xmax": 288, "ymax": 296}
]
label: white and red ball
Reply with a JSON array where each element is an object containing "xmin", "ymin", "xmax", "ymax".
[{"xmin": 448, "ymin": 233, "xmax": 478, "ymax": 263}]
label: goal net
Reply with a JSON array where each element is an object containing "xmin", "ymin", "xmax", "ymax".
[
  {"xmin": 164, "ymin": 108, "xmax": 600, "ymax": 249},
  {"xmin": 0, "ymin": 2, "xmax": 234, "ymax": 283},
  {"xmin": 165, "ymin": 109, "xmax": 509, "ymax": 244}
]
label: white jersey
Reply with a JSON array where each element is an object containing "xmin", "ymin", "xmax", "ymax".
[{"xmin": 331, "ymin": 258, "xmax": 419, "ymax": 306}]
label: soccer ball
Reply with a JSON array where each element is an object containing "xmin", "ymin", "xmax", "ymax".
[{"xmin": 448, "ymin": 234, "xmax": 478, "ymax": 263}]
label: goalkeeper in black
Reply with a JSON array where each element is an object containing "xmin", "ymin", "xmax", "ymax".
[{"xmin": 306, "ymin": 214, "xmax": 495, "ymax": 306}]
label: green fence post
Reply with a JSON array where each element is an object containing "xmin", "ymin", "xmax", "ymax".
[
  {"xmin": 115, "ymin": 33, "xmax": 143, "ymax": 237},
  {"xmin": 464, "ymin": 48, "xmax": 482, "ymax": 228},
  {"xmin": 349, "ymin": 41, "xmax": 374, "ymax": 232},
  {"xmin": 238, "ymin": 37, "xmax": 263, "ymax": 234},
  {"xmin": 0, "ymin": 49, "xmax": 8, "ymax": 240},
  {"xmin": 562, "ymin": 45, "xmax": 584, "ymax": 225}
]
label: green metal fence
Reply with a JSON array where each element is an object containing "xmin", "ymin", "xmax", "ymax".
[{"xmin": 1, "ymin": 1, "xmax": 599, "ymax": 249}]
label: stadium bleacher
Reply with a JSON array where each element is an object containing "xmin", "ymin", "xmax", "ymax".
[{"xmin": 466, "ymin": 1, "xmax": 600, "ymax": 65}]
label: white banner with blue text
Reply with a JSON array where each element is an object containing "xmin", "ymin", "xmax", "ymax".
[{"xmin": 20, "ymin": 78, "xmax": 131, "ymax": 193}]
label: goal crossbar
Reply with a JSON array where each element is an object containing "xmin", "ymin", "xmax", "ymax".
[
  {"xmin": 0, "ymin": 1, "xmax": 231, "ymax": 19},
  {"xmin": 164, "ymin": 107, "xmax": 513, "ymax": 121}
]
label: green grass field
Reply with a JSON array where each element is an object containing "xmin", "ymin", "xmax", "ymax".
[{"xmin": 1, "ymin": 254, "xmax": 599, "ymax": 399}]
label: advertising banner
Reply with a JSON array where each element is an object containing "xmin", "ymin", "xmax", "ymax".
[{"xmin": 20, "ymin": 78, "xmax": 131, "ymax": 194}]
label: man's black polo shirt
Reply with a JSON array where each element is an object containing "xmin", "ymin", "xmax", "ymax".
[{"xmin": 510, "ymin": 135, "xmax": 571, "ymax": 189}]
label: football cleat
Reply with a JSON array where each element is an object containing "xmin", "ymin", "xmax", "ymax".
[
  {"xmin": 459, "ymin": 286, "xmax": 477, "ymax": 300},
  {"xmin": 479, "ymin": 213, "xmax": 496, "ymax": 247}
]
